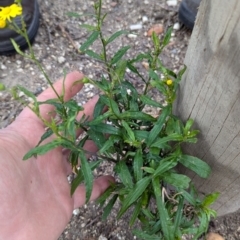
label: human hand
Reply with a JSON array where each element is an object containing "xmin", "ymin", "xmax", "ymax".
[{"xmin": 0, "ymin": 71, "xmax": 114, "ymax": 240}]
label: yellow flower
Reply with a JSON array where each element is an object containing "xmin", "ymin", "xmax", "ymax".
[
  {"xmin": 0, "ymin": 3, "xmax": 22, "ymax": 22},
  {"xmin": 0, "ymin": 17, "xmax": 6, "ymax": 28},
  {"xmin": 166, "ymin": 79, "xmax": 173, "ymax": 86}
]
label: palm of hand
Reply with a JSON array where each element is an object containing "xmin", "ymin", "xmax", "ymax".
[{"xmin": 0, "ymin": 72, "xmax": 113, "ymax": 240}]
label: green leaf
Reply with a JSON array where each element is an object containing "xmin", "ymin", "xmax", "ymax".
[
  {"xmin": 147, "ymin": 105, "xmax": 171, "ymax": 146},
  {"xmin": 117, "ymin": 177, "xmax": 151, "ymax": 218},
  {"xmin": 93, "ymin": 95, "xmax": 106, "ymax": 118},
  {"xmin": 10, "ymin": 39, "xmax": 25, "ymax": 56},
  {"xmin": 126, "ymin": 62, "xmax": 146, "ymax": 83},
  {"xmin": 122, "ymin": 120, "xmax": 135, "ymax": 142},
  {"xmin": 133, "ymin": 149, "xmax": 143, "ymax": 181},
  {"xmin": 17, "ymin": 85, "xmax": 37, "ymax": 102},
  {"xmin": 89, "ymin": 111, "xmax": 112, "ymax": 125},
  {"xmin": 71, "ymin": 160, "xmax": 101, "ymax": 195},
  {"xmin": 152, "ymin": 177, "xmax": 173, "ymax": 239},
  {"xmin": 184, "ymin": 119, "xmax": 194, "ymax": 132},
  {"xmin": 87, "ymin": 130, "xmax": 106, "ymax": 149},
  {"xmin": 179, "ymin": 155, "xmax": 211, "ymax": 178},
  {"xmin": 109, "ymin": 98, "xmax": 120, "ymax": 115},
  {"xmin": 173, "ymin": 196, "xmax": 184, "ymax": 234},
  {"xmin": 202, "ymin": 192, "xmax": 220, "ymax": 208},
  {"xmin": 36, "ymin": 128, "xmax": 54, "ymax": 147},
  {"xmin": 142, "ymin": 167, "xmax": 155, "ymax": 174},
  {"xmin": 79, "ymin": 151, "xmax": 93, "ymax": 203},
  {"xmin": 152, "ymin": 31, "xmax": 160, "ymax": 50},
  {"xmin": 115, "ymin": 161, "xmax": 133, "ymax": 188},
  {"xmin": 151, "ymin": 133, "xmax": 183, "ymax": 148},
  {"xmin": 102, "ymin": 194, "xmax": 118, "ymax": 220},
  {"xmin": 106, "ymin": 30, "xmax": 128, "ymax": 45},
  {"xmin": 181, "ymin": 190, "xmax": 196, "ymax": 206},
  {"xmin": 129, "ymin": 198, "xmax": 142, "ymax": 226},
  {"xmin": 80, "ymin": 31, "xmax": 99, "ymax": 51},
  {"xmin": 23, "ymin": 139, "xmax": 63, "ymax": 160},
  {"xmin": 114, "ymin": 59, "xmax": 127, "ymax": 82},
  {"xmin": 163, "ymin": 172, "xmax": 191, "ymax": 189},
  {"xmin": 111, "ymin": 46, "xmax": 130, "ymax": 65},
  {"xmin": 90, "ymin": 123, "xmax": 120, "ymax": 135},
  {"xmin": 140, "ymin": 95, "xmax": 163, "ymax": 108},
  {"xmin": 79, "ymin": 24, "xmax": 96, "ymax": 31},
  {"xmin": 119, "ymin": 111, "xmax": 156, "ymax": 122},
  {"xmin": 153, "ymin": 158, "xmax": 177, "ymax": 177},
  {"xmin": 162, "ymin": 27, "xmax": 172, "ymax": 47},
  {"xmin": 133, "ymin": 230, "xmax": 160, "ymax": 240},
  {"xmin": 85, "ymin": 49, "xmax": 103, "ymax": 61},
  {"xmin": 96, "ymin": 185, "xmax": 116, "ymax": 207}
]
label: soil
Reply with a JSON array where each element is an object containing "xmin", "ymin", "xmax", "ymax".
[{"xmin": 0, "ymin": 0, "xmax": 240, "ymax": 239}]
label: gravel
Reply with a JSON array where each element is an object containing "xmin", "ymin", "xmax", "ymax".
[{"xmin": 1, "ymin": 0, "xmax": 239, "ymax": 240}]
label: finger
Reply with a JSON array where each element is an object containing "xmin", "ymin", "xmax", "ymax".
[
  {"xmin": 9, "ymin": 71, "xmax": 84, "ymax": 144},
  {"xmin": 19, "ymin": 71, "xmax": 84, "ymax": 125},
  {"xmin": 72, "ymin": 176, "xmax": 115, "ymax": 209}
]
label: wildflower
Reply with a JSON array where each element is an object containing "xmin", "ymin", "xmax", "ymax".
[
  {"xmin": 0, "ymin": 17, "xmax": 6, "ymax": 28},
  {"xmin": 0, "ymin": 3, "xmax": 22, "ymax": 22},
  {"xmin": 166, "ymin": 79, "xmax": 173, "ymax": 86}
]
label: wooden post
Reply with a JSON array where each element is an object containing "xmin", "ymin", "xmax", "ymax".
[{"xmin": 174, "ymin": 0, "xmax": 240, "ymax": 215}]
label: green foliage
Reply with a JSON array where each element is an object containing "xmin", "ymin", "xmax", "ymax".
[{"xmin": 13, "ymin": 0, "xmax": 219, "ymax": 239}]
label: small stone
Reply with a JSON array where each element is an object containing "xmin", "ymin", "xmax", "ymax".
[
  {"xmin": 129, "ymin": 23, "xmax": 142, "ymax": 30},
  {"xmin": 173, "ymin": 22, "xmax": 180, "ymax": 30},
  {"xmin": 58, "ymin": 56, "xmax": 66, "ymax": 64},
  {"xmin": 167, "ymin": 0, "xmax": 178, "ymax": 6},
  {"xmin": 16, "ymin": 60, "xmax": 21, "ymax": 65},
  {"xmin": 127, "ymin": 33, "xmax": 137, "ymax": 39},
  {"xmin": 206, "ymin": 233, "xmax": 224, "ymax": 240},
  {"xmin": 0, "ymin": 64, "xmax": 7, "ymax": 70},
  {"xmin": 98, "ymin": 235, "xmax": 108, "ymax": 240},
  {"xmin": 110, "ymin": 2, "xmax": 118, "ymax": 7},
  {"xmin": 144, "ymin": 0, "xmax": 149, "ymax": 4},
  {"xmin": 81, "ymin": 223, "xmax": 86, "ymax": 228},
  {"xmin": 142, "ymin": 61, "xmax": 149, "ymax": 70},
  {"xmin": 147, "ymin": 24, "xmax": 164, "ymax": 36},
  {"xmin": 142, "ymin": 16, "xmax": 148, "ymax": 23},
  {"xmin": 72, "ymin": 208, "xmax": 80, "ymax": 215}
]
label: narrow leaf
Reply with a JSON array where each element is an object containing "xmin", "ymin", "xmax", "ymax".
[
  {"xmin": 23, "ymin": 139, "xmax": 63, "ymax": 160},
  {"xmin": 140, "ymin": 95, "xmax": 163, "ymax": 108},
  {"xmin": 179, "ymin": 155, "xmax": 211, "ymax": 178},
  {"xmin": 129, "ymin": 198, "xmax": 142, "ymax": 226},
  {"xmin": 85, "ymin": 49, "xmax": 103, "ymax": 61},
  {"xmin": 79, "ymin": 151, "xmax": 93, "ymax": 203},
  {"xmin": 102, "ymin": 194, "xmax": 118, "ymax": 220},
  {"xmin": 133, "ymin": 149, "xmax": 143, "ymax": 181},
  {"xmin": 122, "ymin": 120, "xmax": 135, "ymax": 142},
  {"xmin": 115, "ymin": 161, "xmax": 133, "ymax": 188},
  {"xmin": 106, "ymin": 30, "xmax": 128, "ymax": 44},
  {"xmin": 119, "ymin": 111, "xmax": 156, "ymax": 122},
  {"xmin": 147, "ymin": 105, "xmax": 171, "ymax": 146},
  {"xmin": 111, "ymin": 46, "xmax": 130, "ymax": 65},
  {"xmin": 153, "ymin": 158, "xmax": 177, "ymax": 177},
  {"xmin": 162, "ymin": 172, "xmax": 191, "ymax": 189},
  {"xmin": 90, "ymin": 123, "xmax": 120, "ymax": 135},
  {"xmin": 152, "ymin": 177, "xmax": 173, "ymax": 239},
  {"xmin": 36, "ymin": 129, "xmax": 54, "ymax": 147},
  {"xmin": 162, "ymin": 27, "xmax": 173, "ymax": 47},
  {"xmin": 117, "ymin": 177, "xmax": 151, "ymax": 218},
  {"xmin": 151, "ymin": 133, "xmax": 183, "ymax": 148},
  {"xmin": 80, "ymin": 31, "xmax": 99, "ymax": 51}
]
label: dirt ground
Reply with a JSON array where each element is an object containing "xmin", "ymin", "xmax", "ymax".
[{"xmin": 1, "ymin": 0, "xmax": 240, "ymax": 239}]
